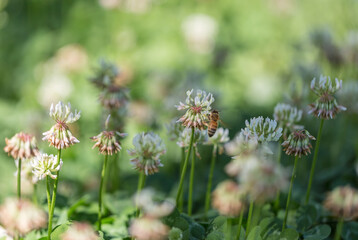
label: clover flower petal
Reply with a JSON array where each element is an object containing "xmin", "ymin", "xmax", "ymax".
[
  {"xmin": 4, "ymin": 132, "xmax": 39, "ymax": 160},
  {"xmin": 61, "ymin": 222, "xmax": 99, "ymax": 240},
  {"xmin": 176, "ymin": 89, "xmax": 214, "ymax": 130},
  {"xmin": 241, "ymin": 116, "xmax": 283, "ymax": 143},
  {"xmin": 31, "ymin": 153, "xmax": 63, "ymax": 180},
  {"xmin": 128, "ymin": 132, "xmax": 166, "ymax": 175},
  {"xmin": 91, "ymin": 131, "xmax": 127, "ymax": 155},
  {"xmin": 176, "ymin": 128, "xmax": 204, "ymax": 148},
  {"xmin": 309, "ymin": 75, "xmax": 346, "ymax": 119},
  {"xmin": 282, "ymin": 129, "xmax": 315, "ymax": 157},
  {"xmin": 324, "ymin": 186, "xmax": 358, "ymax": 219}
]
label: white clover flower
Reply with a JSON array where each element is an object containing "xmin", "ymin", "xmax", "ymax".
[
  {"xmin": 134, "ymin": 188, "xmax": 174, "ymax": 218},
  {"xmin": 31, "ymin": 153, "xmax": 63, "ymax": 180},
  {"xmin": 241, "ymin": 116, "xmax": 282, "ymax": 143},
  {"xmin": 309, "ymin": 75, "xmax": 346, "ymax": 119},
  {"xmin": 43, "ymin": 101, "xmax": 81, "ymax": 149},
  {"xmin": 176, "ymin": 89, "xmax": 214, "ymax": 130},
  {"xmin": 224, "ymin": 132, "xmax": 258, "ymax": 157},
  {"xmin": 176, "ymin": 128, "xmax": 204, "ymax": 148},
  {"xmin": 282, "ymin": 129, "xmax": 316, "ymax": 157},
  {"xmin": 239, "ymin": 157, "xmax": 288, "ymax": 203},
  {"xmin": 129, "ymin": 217, "xmax": 169, "ymax": 240},
  {"xmin": 91, "ymin": 131, "xmax": 127, "ymax": 155},
  {"xmin": 204, "ymin": 128, "xmax": 229, "ymax": 154},
  {"xmin": 165, "ymin": 119, "xmax": 185, "ymax": 142},
  {"xmin": 4, "ymin": 132, "xmax": 39, "ymax": 160},
  {"xmin": 128, "ymin": 132, "xmax": 166, "ymax": 175},
  {"xmin": 61, "ymin": 222, "xmax": 99, "ymax": 240},
  {"xmin": 324, "ymin": 186, "xmax": 358, "ymax": 219},
  {"xmin": 273, "ymin": 103, "xmax": 303, "ymax": 137}
]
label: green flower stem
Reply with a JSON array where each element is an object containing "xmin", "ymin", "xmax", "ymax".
[
  {"xmin": 188, "ymin": 146, "xmax": 196, "ymax": 216},
  {"xmin": 46, "ymin": 177, "xmax": 51, "ymax": 213},
  {"xmin": 176, "ymin": 127, "xmax": 195, "ymax": 205},
  {"xmin": 136, "ymin": 171, "xmax": 147, "ymax": 217},
  {"xmin": 245, "ymin": 201, "xmax": 254, "ymax": 238},
  {"xmin": 305, "ymin": 119, "xmax": 324, "ymax": 204},
  {"xmin": 33, "ymin": 183, "xmax": 38, "ymax": 205},
  {"xmin": 98, "ymin": 154, "xmax": 109, "ymax": 231},
  {"xmin": 236, "ymin": 210, "xmax": 244, "ymax": 240},
  {"xmin": 274, "ymin": 141, "xmax": 282, "ymax": 210},
  {"xmin": 334, "ymin": 217, "xmax": 344, "ymax": 240},
  {"xmin": 17, "ymin": 158, "xmax": 21, "ymax": 199},
  {"xmin": 47, "ymin": 149, "xmax": 62, "ymax": 240},
  {"xmin": 251, "ymin": 204, "xmax": 261, "ymax": 232},
  {"xmin": 204, "ymin": 144, "xmax": 218, "ymax": 219},
  {"xmin": 226, "ymin": 218, "xmax": 232, "ymax": 240},
  {"xmin": 179, "ymin": 147, "xmax": 185, "ymax": 212},
  {"xmin": 282, "ymin": 155, "xmax": 299, "ymax": 231}
]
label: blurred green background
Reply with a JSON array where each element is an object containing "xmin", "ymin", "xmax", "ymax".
[{"xmin": 0, "ymin": 0, "xmax": 358, "ymax": 212}]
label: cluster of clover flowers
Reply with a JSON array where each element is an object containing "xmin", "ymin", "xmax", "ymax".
[{"xmin": 1, "ymin": 75, "xmax": 357, "ymax": 240}]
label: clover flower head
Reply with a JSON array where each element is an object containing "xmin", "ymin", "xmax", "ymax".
[
  {"xmin": 241, "ymin": 117, "xmax": 282, "ymax": 143},
  {"xmin": 61, "ymin": 222, "xmax": 99, "ymax": 240},
  {"xmin": 0, "ymin": 198, "xmax": 47, "ymax": 237},
  {"xmin": 165, "ymin": 119, "xmax": 185, "ymax": 141},
  {"xmin": 224, "ymin": 132, "xmax": 258, "ymax": 157},
  {"xmin": 176, "ymin": 128, "xmax": 204, "ymax": 148},
  {"xmin": 309, "ymin": 75, "xmax": 346, "ymax": 119},
  {"xmin": 31, "ymin": 153, "xmax": 63, "ymax": 180},
  {"xmin": 337, "ymin": 80, "xmax": 358, "ymax": 114},
  {"xmin": 128, "ymin": 132, "xmax": 166, "ymax": 175},
  {"xmin": 90, "ymin": 59, "xmax": 119, "ymax": 89},
  {"xmin": 91, "ymin": 131, "xmax": 127, "ymax": 155},
  {"xmin": 273, "ymin": 103, "xmax": 303, "ymax": 137},
  {"xmin": 129, "ymin": 217, "xmax": 169, "ymax": 240},
  {"xmin": 169, "ymin": 227, "xmax": 183, "ymax": 240},
  {"xmin": 239, "ymin": 157, "xmax": 288, "ymax": 203},
  {"xmin": 204, "ymin": 128, "xmax": 230, "ymax": 152},
  {"xmin": 99, "ymin": 86, "xmax": 129, "ymax": 110},
  {"xmin": 212, "ymin": 180, "xmax": 245, "ymax": 217},
  {"xmin": 43, "ymin": 101, "xmax": 80, "ymax": 149},
  {"xmin": 4, "ymin": 132, "xmax": 39, "ymax": 160},
  {"xmin": 225, "ymin": 151, "xmax": 260, "ymax": 178},
  {"xmin": 176, "ymin": 89, "xmax": 214, "ymax": 130},
  {"xmin": 282, "ymin": 129, "xmax": 316, "ymax": 157},
  {"xmin": 134, "ymin": 188, "xmax": 174, "ymax": 218},
  {"xmin": 324, "ymin": 186, "xmax": 358, "ymax": 219}
]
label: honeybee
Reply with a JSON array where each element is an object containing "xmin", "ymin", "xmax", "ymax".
[{"xmin": 207, "ymin": 110, "xmax": 220, "ymax": 137}]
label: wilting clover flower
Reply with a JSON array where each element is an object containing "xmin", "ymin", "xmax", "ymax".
[
  {"xmin": 90, "ymin": 59, "xmax": 119, "ymax": 89},
  {"xmin": 4, "ymin": 132, "xmax": 39, "ymax": 160},
  {"xmin": 134, "ymin": 188, "xmax": 175, "ymax": 218},
  {"xmin": 239, "ymin": 157, "xmax": 288, "ymax": 203},
  {"xmin": 0, "ymin": 198, "xmax": 47, "ymax": 237},
  {"xmin": 212, "ymin": 180, "xmax": 245, "ymax": 217},
  {"xmin": 282, "ymin": 130, "xmax": 316, "ymax": 157},
  {"xmin": 129, "ymin": 217, "xmax": 169, "ymax": 240},
  {"xmin": 31, "ymin": 153, "xmax": 63, "ymax": 180},
  {"xmin": 91, "ymin": 130, "xmax": 127, "ymax": 155},
  {"xmin": 309, "ymin": 75, "xmax": 346, "ymax": 119},
  {"xmin": 273, "ymin": 103, "xmax": 303, "ymax": 138},
  {"xmin": 61, "ymin": 222, "xmax": 99, "ymax": 240},
  {"xmin": 99, "ymin": 86, "xmax": 130, "ymax": 111},
  {"xmin": 166, "ymin": 119, "xmax": 185, "ymax": 142},
  {"xmin": 241, "ymin": 117, "xmax": 282, "ymax": 143},
  {"xmin": 128, "ymin": 132, "xmax": 166, "ymax": 175},
  {"xmin": 324, "ymin": 186, "xmax": 358, "ymax": 219},
  {"xmin": 42, "ymin": 101, "xmax": 80, "ymax": 149},
  {"xmin": 204, "ymin": 128, "xmax": 229, "ymax": 154},
  {"xmin": 176, "ymin": 89, "xmax": 214, "ymax": 130}
]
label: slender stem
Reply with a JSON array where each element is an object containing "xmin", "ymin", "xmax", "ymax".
[
  {"xmin": 274, "ymin": 141, "xmax": 282, "ymax": 210},
  {"xmin": 179, "ymin": 147, "xmax": 185, "ymax": 212},
  {"xmin": 226, "ymin": 218, "xmax": 232, "ymax": 240},
  {"xmin": 176, "ymin": 128, "xmax": 195, "ymax": 205},
  {"xmin": 17, "ymin": 158, "xmax": 22, "ymax": 199},
  {"xmin": 98, "ymin": 154, "xmax": 109, "ymax": 231},
  {"xmin": 47, "ymin": 149, "xmax": 61, "ymax": 240},
  {"xmin": 136, "ymin": 172, "xmax": 147, "ymax": 217},
  {"xmin": 188, "ymin": 146, "xmax": 196, "ymax": 216},
  {"xmin": 245, "ymin": 201, "xmax": 254, "ymax": 237},
  {"xmin": 33, "ymin": 183, "xmax": 38, "ymax": 205},
  {"xmin": 236, "ymin": 210, "xmax": 244, "ymax": 240},
  {"xmin": 282, "ymin": 156, "xmax": 299, "ymax": 231},
  {"xmin": 46, "ymin": 177, "xmax": 51, "ymax": 213},
  {"xmin": 334, "ymin": 217, "xmax": 344, "ymax": 240},
  {"xmin": 205, "ymin": 144, "xmax": 217, "ymax": 218},
  {"xmin": 305, "ymin": 119, "xmax": 324, "ymax": 204},
  {"xmin": 251, "ymin": 204, "xmax": 261, "ymax": 232}
]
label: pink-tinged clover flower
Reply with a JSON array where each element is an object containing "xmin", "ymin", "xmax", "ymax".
[
  {"xmin": 61, "ymin": 222, "xmax": 99, "ymax": 240},
  {"xmin": 324, "ymin": 186, "xmax": 358, "ymax": 219},
  {"xmin": 91, "ymin": 131, "xmax": 127, "ymax": 155},
  {"xmin": 4, "ymin": 132, "xmax": 39, "ymax": 160},
  {"xmin": 128, "ymin": 132, "xmax": 166, "ymax": 175},
  {"xmin": 241, "ymin": 116, "xmax": 282, "ymax": 143},
  {"xmin": 0, "ymin": 198, "xmax": 47, "ymax": 237},
  {"xmin": 309, "ymin": 75, "xmax": 346, "ymax": 119},
  {"xmin": 282, "ymin": 129, "xmax": 315, "ymax": 157},
  {"xmin": 42, "ymin": 101, "xmax": 80, "ymax": 149},
  {"xmin": 31, "ymin": 153, "xmax": 63, "ymax": 180},
  {"xmin": 176, "ymin": 89, "xmax": 214, "ymax": 130},
  {"xmin": 129, "ymin": 217, "xmax": 169, "ymax": 240}
]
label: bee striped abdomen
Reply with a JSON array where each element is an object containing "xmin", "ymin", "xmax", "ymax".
[{"xmin": 208, "ymin": 121, "xmax": 218, "ymax": 137}]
